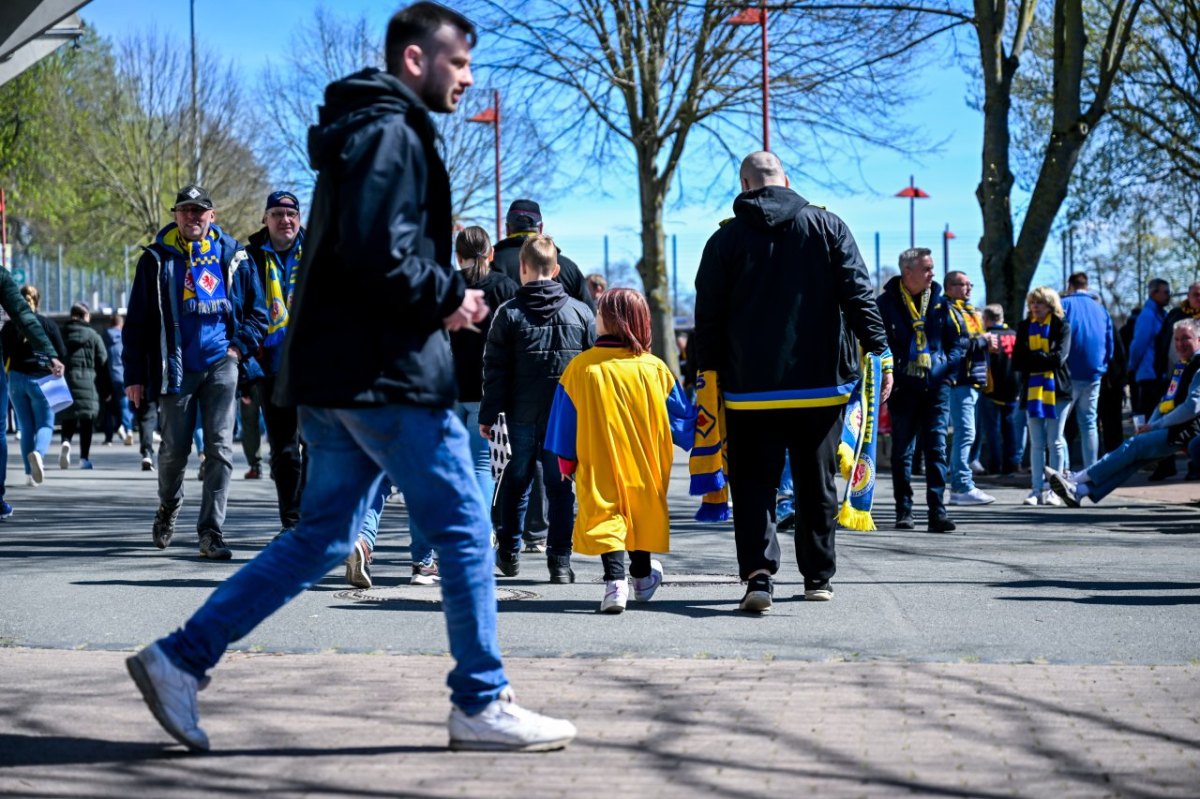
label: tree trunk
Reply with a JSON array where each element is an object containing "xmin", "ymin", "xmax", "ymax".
[{"xmin": 635, "ymin": 152, "xmax": 679, "ymax": 375}]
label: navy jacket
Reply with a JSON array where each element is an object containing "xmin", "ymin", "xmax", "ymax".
[
  {"xmin": 123, "ymin": 223, "xmax": 267, "ymax": 401},
  {"xmin": 277, "ymin": 69, "xmax": 464, "ymax": 408},
  {"xmin": 877, "ymin": 276, "xmax": 965, "ymax": 393}
]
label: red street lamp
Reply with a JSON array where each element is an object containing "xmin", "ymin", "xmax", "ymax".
[
  {"xmin": 727, "ymin": 1, "xmax": 769, "ymax": 151},
  {"xmin": 895, "ymin": 175, "xmax": 930, "ymax": 248},
  {"xmin": 468, "ymin": 89, "xmax": 502, "ymax": 241},
  {"xmin": 943, "ymin": 224, "xmax": 956, "ymax": 278}
]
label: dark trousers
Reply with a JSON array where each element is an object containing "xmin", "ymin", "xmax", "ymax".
[
  {"xmin": 978, "ymin": 398, "xmax": 1020, "ymax": 474},
  {"xmin": 1136, "ymin": 379, "xmax": 1167, "ymax": 418},
  {"xmin": 61, "ymin": 418, "xmax": 94, "ymax": 460},
  {"xmin": 601, "ymin": 550, "xmax": 651, "ymax": 581},
  {"xmin": 889, "ymin": 381, "xmax": 951, "ymax": 516},
  {"xmin": 137, "ymin": 399, "xmax": 159, "ymax": 459},
  {"xmin": 725, "ymin": 406, "xmax": 842, "ymax": 586},
  {"xmin": 1098, "ymin": 381, "xmax": 1125, "ymax": 455},
  {"xmin": 256, "ymin": 377, "xmax": 305, "ymax": 530},
  {"xmin": 498, "ymin": 422, "xmax": 574, "ymax": 557}
]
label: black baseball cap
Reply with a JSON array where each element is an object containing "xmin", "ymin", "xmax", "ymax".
[
  {"xmin": 265, "ymin": 190, "xmax": 300, "ymax": 211},
  {"xmin": 506, "ymin": 199, "xmax": 542, "ymax": 232},
  {"xmin": 172, "ymin": 184, "xmax": 214, "ymax": 211}
]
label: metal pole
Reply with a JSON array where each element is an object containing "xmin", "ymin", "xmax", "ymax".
[
  {"xmin": 0, "ymin": 187, "xmax": 7, "ymax": 269},
  {"xmin": 1062, "ymin": 230, "xmax": 1068, "ymax": 289},
  {"xmin": 908, "ymin": 175, "xmax": 915, "ymax": 248},
  {"xmin": 874, "ymin": 231, "xmax": 881, "ymax": 291},
  {"xmin": 942, "ymin": 225, "xmax": 950, "ymax": 279},
  {"xmin": 190, "ymin": 0, "xmax": 201, "ymax": 183},
  {"xmin": 1069, "ymin": 226, "xmax": 1075, "ymax": 278},
  {"xmin": 493, "ymin": 89, "xmax": 501, "ymax": 243},
  {"xmin": 57, "ymin": 244, "xmax": 63, "ymax": 312},
  {"xmin": 604, "ymin": 235, "xmax": 609, "ymax": 283},
  {"xmin": 760, "ymin": 0, "xmax": 770, "ymax": 151},
  {"xmin": 124, "ymin": 245, "xmax": 130, "ymax": 309},
  {"xmin": 1136, "ymin": 215, "xmax": 1144, "ymax": 293},
  {"xmin": 672, "ymin": 233, "xmax": 678, "ymax": 312}
]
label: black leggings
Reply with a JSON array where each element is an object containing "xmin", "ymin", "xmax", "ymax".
[
  {"xmin": 61, "ymin": 418, "xmax": 94, "ymax": 460},
  {"xmin": 601, "ymin": 550, "xmax": 652, "ymax": 581}
]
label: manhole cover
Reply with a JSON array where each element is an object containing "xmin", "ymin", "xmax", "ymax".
[
  {"xmin": 592, "ymin": 573, "xmax": 740, "ymax": 586},
  {"xmin": 334, "ymin": 586, "xmax": 540, "ymax": 604}
]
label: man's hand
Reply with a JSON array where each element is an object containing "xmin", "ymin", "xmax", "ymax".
[
  {"xmin": 444, "ymin": 289, "xmax": 488, "ymax": 331},
  {"xmin": 479, "ymin": 424, "xmax": 492, "ymax": 441},
  {"xmin": 126, "ymin": 384, "xmax": 144, "ymax": 408},
  {"xmin": 1136, "ymin": 423, "xmax": 1151, "ymax": 435},
  {"xmin": 226, "ymin": 347, "xmax": 241, "ymax": 362},
  {"xmin": 880, "ymin": 371, "xmax": 894, "ymax": 404},
  {"xmin": 240, "ymin": 395, "xmax": 253, "ymax": 406},
  {"xmin": 49, "ymin": 359, "xmax": 64, "ymax": 378}
]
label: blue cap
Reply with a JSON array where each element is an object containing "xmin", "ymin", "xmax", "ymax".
[{"xmin": 265, "ymin": 191, "xmax": 299, "ymax": 212}]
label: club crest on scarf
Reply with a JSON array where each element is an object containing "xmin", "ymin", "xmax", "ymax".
[
  {"xmin": 161, "ymin": 225, "xmax": 232, "ymax": 316},
  {"xmin": 263, "ymin": 241, "xmax": 301, "ymax": 348},
  {"xmin": 837, "ymin": 353, "xmax": 882, "ymax": 531}
]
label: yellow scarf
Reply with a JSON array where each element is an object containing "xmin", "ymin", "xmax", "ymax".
[
  {"xmin": 688, "ymin": 370, "xmax": 730, "ymax": 522},
  {"xmin": 1159, "ymin": 361, "xmax": 1188, "ymax": 415},
  {"xmin": 901, "ymin": 287, "xmax": 932, "ymax": 376},
  {"xmin": 1026, "ymin": 315, "xmax": 1057, "ymax": 418}
]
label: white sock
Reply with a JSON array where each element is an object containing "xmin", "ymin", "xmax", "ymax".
[{"xmin": 1074, "ymin": 469, "xmax": 1091, "ymax": 483}]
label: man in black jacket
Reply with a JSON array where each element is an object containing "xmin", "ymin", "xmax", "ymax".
[
  {"xmin": 241, "ymin": 190, "xmax": 306, "ymax": 537},
  {"xmin": 877, "ymin": 248, "xmax": 966, "ymax": 532},
  {"xmin": 126, "ymin": 2, "xmax": 575, "ymax": 755},
  {"xmin": 693, "ymin": 151, "xmax": 894, "ymax": 613},
  {"xmin": 480, "ymin": 234, "xmax": 595, "ymax": 583},
  {"xmin": 491, "ymin": 199, "xmax": 594, "ymax": 310}
]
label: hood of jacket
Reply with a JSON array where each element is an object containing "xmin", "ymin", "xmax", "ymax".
[
  {"xmin": 307, "ymin": 68, "xmax": 435, "ymax": 172},
  {"xmin": 883, "ymin": 274, "xmax": 944, "ymax": 309},
  {"xmin": 247, "ymin": 226, "xmax": 306, "ymax": 254},
  {"xmin": 732, "ymin": 185, "xmax": 810, "ymax": 232},
  {"xmin": 517, "ymin": 279, "xmax": 569, "ymax": 322}
]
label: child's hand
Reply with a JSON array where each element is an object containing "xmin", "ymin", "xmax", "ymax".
[{"xmin": 479, "ymin": 424, "xmax": 492, "ymax": 440}]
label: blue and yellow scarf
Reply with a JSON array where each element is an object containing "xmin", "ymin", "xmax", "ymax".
[
  {"xmin": 1159, "ymin": 361, "xmax": 1188, "ymax": 415},
  {"xmin": 688, "ymin": 370, "xmax": 731, "ymax": 522},
  {"xmin": 1026, "ymin": 316, "xmax": 1056, "ymax": 418},
  {"xmin": 262, "ymin": 240, "xmax": 301, "ymax": 349},
  {"xmin": 902, "ymin": 287, "xmax": 932, "ymax": 377},
  {"xmin": 837, "ymin": 353, "xmax": 883, "ymax": 531},
  {"xmin": 159, "ymin": 225, "xmax": 231, "ymax": 316}
]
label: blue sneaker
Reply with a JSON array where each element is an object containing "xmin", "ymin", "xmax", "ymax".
[
  {"xmin": 80, "ymin": 459, "xmax": 94, "ymax": 470},
  {"xmin": 0, "ymin": 501, "xmax": 12, "ymax": 520}
]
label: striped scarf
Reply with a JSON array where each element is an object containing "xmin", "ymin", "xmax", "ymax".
[
  {"xmin": 1181, "ymin": 302, "xmax": 1200, "ymax": 319},
  {"xmin": 901, "ymin": 287, "xmax": 932, "ymax": 377},
  {"xmin": 1026, "ymin": 316, "xmax": 1057, "ymax": 418},
  {"xmin": 263, "ymin": 240, "xmax": 301, "ymax": 349},
  {"xmin": 1159, "ymin": 360, "xmax": 1188, "ymax": 415},
  {"xmin": 837, "ymin": 353, "xmax": 882, "ymax": 531},
  {"xmin": 688, "ymin": 370, "xmax": 731, "ymax": 522},
  {"xmin": 159, "ymin": 225, "xmax": 231, "ymax": 316}
]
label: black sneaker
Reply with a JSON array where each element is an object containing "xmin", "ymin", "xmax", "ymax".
[
  {"xmin": 522, "ymin": 533, "xmax": 547, "ymax": 554},
  {"xmin": 804, "ymin": 581, "xmax": 834, "ymax": 601},
  {"xmin": 547, "ymin": 554, "xmax": 575, "ymax": 584},
  {"xmin": 152, "ymin": 504, "xmax": 181, "ymax": 549},
  {"xmin": 496, "ymin": 550, "xmax": 520, "ymax": 577},
  {"xmin": 895, "ymin": 509, "xmax": 915, "ymax": 530},
  {"xmin": 928, "ymin": 514, "xmax": 957, "ymax": 533},
  {"xmin": 738, "ymin": 574, "xmax": 773, "ymax": 613},
  {"xmin": 198, "ymin": 531, "xmax": 233, "ymax": 560}
]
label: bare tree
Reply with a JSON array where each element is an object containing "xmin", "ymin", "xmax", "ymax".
[{"xmin": 469, "ymin": 0, "xmax": 945, "ymax": 369}]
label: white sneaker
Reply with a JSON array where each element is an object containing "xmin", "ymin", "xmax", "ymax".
[
  {"xmin": 949, "ymin": 487, "xmax": 996, "ymax": 506},
  {"xmin": 25, "ymin": 475, "xmax": 34, "ymax": 487},
  {"xmin": 1040, "ymin": 489, "xmax": 1063, "ymax": 507},
  {"xmin": 599, "ymin": 579, "xmax": 629, "ymax": 614},
  {"xmin": 969, "ymin": 459, "xmax": 986, "ymax": 475},
  {"xmin": 28, "ymin": 452, "xmax": 44, "ymax": 485},
  {"xmin": 1022, "ymin": 490, "xmax": 1040, "ymax": 506},
  {"xmin": 59, "ymin": 441, "xmax": 71, "ymax": 469},
  {"xmin": 1046, "ymin": 469, "xmax": 1081, "ymax": 507},
  {"xmin": 124, "ymin": 428, "xmax": 135, "ymax": 446},
  {"xmin": 448, "ymin": 688, "xmax": 576, "ymax": 751},
  {"xmin": 152, "ymin": 431, "xmax": 162, "ymax": 444},
  {"xmin": 125, "ymin": 642, "xmax": 210, "ymax": 751},
  {"xmin": 631, "ymin": 560, "xmax": 664, "ymax": 602}
]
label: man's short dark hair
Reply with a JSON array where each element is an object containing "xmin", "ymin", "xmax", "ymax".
[
  {"xmin": 1068, "ymin": 272, "xmax": 1089, "ymax": 290},
  {"xmin": 385, "ymin": 2, "xmax": 477, "ymax": 75},
  {"xmin": 1149, "ymin": 277, "xmax": 1170, "ymax": 294}
]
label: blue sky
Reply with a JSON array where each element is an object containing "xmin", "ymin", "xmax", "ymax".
[{"xmin": 80, "ymin": 0, "xmax": 1061, "ymax": 303}]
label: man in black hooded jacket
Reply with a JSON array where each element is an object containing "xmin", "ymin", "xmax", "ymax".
[
  {"xmin": 126, "ymin": 1, "xmax": 575, "ymax": 755},
  {"xmin": 693, "ymin": 151, "xmax": 894, "ymax": 614}
]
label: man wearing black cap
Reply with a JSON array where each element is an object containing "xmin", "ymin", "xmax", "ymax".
[
  {"xmin": 492, "ymin": 199, "xmax": 593, "ymax": 310},
  {"xmin": 124, "ymin": 184, "xmax": 268, "ymax": 560},
  {"xmin": 241, "ymin": 190, "xmax": 306, "ymax": 537}
]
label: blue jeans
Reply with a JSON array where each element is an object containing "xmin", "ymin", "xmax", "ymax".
[
  {"xmin": 498, "ymin": 422, "xmax": 574, "ymax": 557},
  {"xmin": 1026, "ymin": 399, "xmax": 1071, "ymax": 491},
  {"xmin": 949, "ymin": 385, "xmax": 980, "ymax": 492},
  {"xmin": 9, "ymin": 371, "xmax": 53, "ymax": 475},
  {"xmin": 358, "ymin": 477, "xmax": 435, "ymax": 564},
  {"xmin": 159, "ymin": 405, "xmax": 507, "ymax": 714},
  {"xmin": 978, "ymin": 399, "xmax": 1020, "ymax": 474},
  {"xmin": 1069, "ymin": 378, "xmax": 1102, "ymax": 469},
  {"xmin": 454, "ymin": 402, "xmax": 494, "ymax": 508},
  {"xmin": 776, "ymin": 451, "xmax": 794, "ymax": 518},
  {"xmin": 1086, "ymin": 428, "xmax": 1175, "ymax": 502},
  {"xmin": 0, "ymin": 368, "xmax": 8, "ymax": 499}
]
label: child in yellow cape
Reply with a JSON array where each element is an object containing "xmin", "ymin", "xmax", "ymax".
[{"xmin": 546, "ymin": 289, "xmax": 695, "ymax": 614}]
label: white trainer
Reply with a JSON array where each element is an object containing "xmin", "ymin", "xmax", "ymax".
[
  {"xmin": 448, "ymin": 688, "xmax": 576, "ymax": 752},
  {"xmin": 28, "ymin": 452, "xmax": 44, "ymax": 485},
  {"xmin": 969, "ymin": 459, "xmax": 986, "ymax": 474},
  {"xmin": 1040, "ymin": 489, "xmax": 1063, "ymax": 507},
  {"xmin": 1022, "ymin": 490, "xmax": 1040, "ymax": 506},
  {"xmin": 125, "ymin": 642, "xmax": 210, "ymax": 751},
  {"xmin": 60, "ymin": 441, "xmax": 71, "ymax": 469},
  {"xmin": 949, "ymin": 487, "xmax": 996, "ymax": 506},
  {"xmin": 599, "ymin": 579, "xmax": 629, "ymax": 613},
  {"xmin": 631, "ymin": 560, "xmax": 664, "ymax": 602}
]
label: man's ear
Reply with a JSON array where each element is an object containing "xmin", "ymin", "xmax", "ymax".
[
  {"xmin": 784, "ymin": 174, "xmax": 791, "ymax": 188},
  {"xmin": 550, "ymin": 263, "xmax": 561, "ymax": 280},
  {"xmin": 740, "ymin": 177, "xmax": 750, "ymax": 192},
  {"xmin": 403, "ymin": 43, "xmax": 426, "ymax": 78}
]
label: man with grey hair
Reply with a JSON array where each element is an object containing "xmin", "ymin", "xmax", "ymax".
[
  {"xmin": 1049, "ymin": 317, "xmax": 1200, "ymax": 504},
  {"xmin": 876, "ymin": 247, "xmax": 966, "ymax": 532},
  {"xmin": 694, "ymin": 150, "xmax": 894, "ymax": 612}
]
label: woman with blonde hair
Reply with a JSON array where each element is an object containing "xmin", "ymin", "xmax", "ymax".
[{"xmin": 1013, "ymin": 286, "xmax": 1072, "ymax": 505}]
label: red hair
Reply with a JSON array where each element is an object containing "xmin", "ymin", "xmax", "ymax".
[{"xmin": 597, "ymin": 288, "xmax": 652, "ymax": 354}]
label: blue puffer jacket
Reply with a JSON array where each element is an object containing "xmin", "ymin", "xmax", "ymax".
[
  {"xmin": 1128, "ymin": 297, "xmax": 1167, "ymax": 383},
  {"xmin": 877, "ymin": 276, "xmax": 965, "ymax": 393},
  {"xmin": 123, "ymin": 223, "xmax": 268, "ymax": 400}
]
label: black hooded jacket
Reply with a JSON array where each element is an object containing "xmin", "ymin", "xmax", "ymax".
[
  {"xmin": 692, "ymin": 186, "xmax": 890, "ymax": 405},
  {"xmin": 451, "ymin": 268, "xmax": 519, "ymax": 402},
  {"xmin": 274, "ymin": 68, "xmax": 465, "ymax": 408},
  {"xmin": 492, "ymin": 235, "xmax": 595, "ymax": 310},
  {"xmin": 480, "ymin": 280, "xmax": 594, "ymax": 429}
]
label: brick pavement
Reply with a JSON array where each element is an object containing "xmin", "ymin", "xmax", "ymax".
[{"xmin": 1, "ymin": 648, "xmax": 1197, "ymax": 797}]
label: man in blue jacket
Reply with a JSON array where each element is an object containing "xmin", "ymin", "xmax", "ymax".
[
  {"xmin": 124, "ymin": 185, "xmax": 268, "ymax": 560},
  {"xmin": 877, "ymin": 248, "xmax": 966, "ymax": 533},
  {"xmin": 125, "ymin": 2, "xmax": 574, "ymax": 755},
  {"xmin": 1127, "ymin": 277, "xmax": 1174, "ymax": 478},
  {"xmin": 1060, "ymin": 273, "xmax": 1113, "ymax": 470}
]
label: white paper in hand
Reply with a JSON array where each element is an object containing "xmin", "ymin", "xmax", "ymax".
[{"xmin": 35, "ymin": 375, "xmax": 73, "ymax": 414}]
